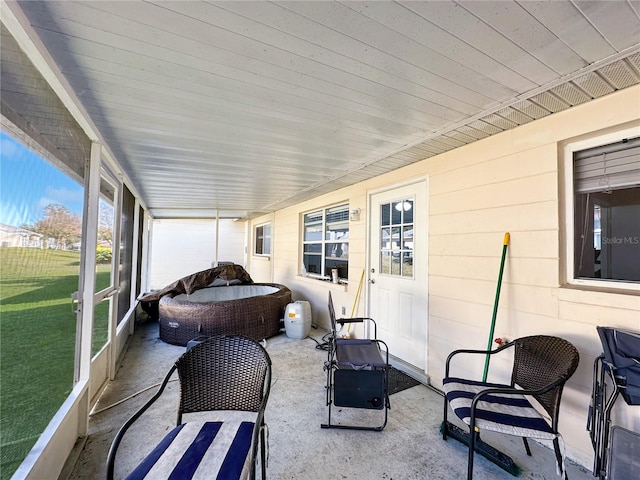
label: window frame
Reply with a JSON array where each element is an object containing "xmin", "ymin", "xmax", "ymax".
[
  {"xmin": 254, "ymin": 222, "xmax": 271, "ymax": 256},
  {"xmin": 563, "ymin": 124, "xmax": 640, "ymax": 292},
  {"xmin": 301, "ymin": 202, "xmax": 349, "ymax": 281}
]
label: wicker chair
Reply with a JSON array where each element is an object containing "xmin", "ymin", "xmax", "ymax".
[
  {"xmin": 106, "ymin": 335, "xmax": 271, "ymax": 480},
  {"xmin": 321, "ymin": 291, "xmax": 390, "ymax": 431},
  {"xmin": 442, "ymin": 335, "xmax": 579, "ymax": 480}
]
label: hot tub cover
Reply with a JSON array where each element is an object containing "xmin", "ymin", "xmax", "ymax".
[
  {"xmin": 141, "ymin": 264, "xmax": 254, "ymax": 302},
  {"xmin": 139, "ymin": 264, "xmax": 254, "ymax": 320}
]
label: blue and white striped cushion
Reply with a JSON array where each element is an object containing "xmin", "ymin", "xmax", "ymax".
[
  {"xmin": 125, "ymin": 420, "xmax": 255, "ymax": 480},
  {"xmin": 443, "ymin": 377, "xmax": 556, "ymax": 440}
]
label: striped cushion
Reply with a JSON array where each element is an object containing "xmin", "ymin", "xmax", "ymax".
[
  {"xmin": 443, "ymin": 377, "xmax": 556, "ymax": 440},
  {"xmin": 125, "ymin": 420, "xmax": 255, "ymax": 480}
]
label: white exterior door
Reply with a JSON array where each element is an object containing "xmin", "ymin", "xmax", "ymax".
[{"xmin": 368, "ymin": 180, "xmax": 428, "ymax": 370}]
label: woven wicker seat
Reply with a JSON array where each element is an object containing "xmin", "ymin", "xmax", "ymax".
[
  {"xmin": 442, "ymin": 335, "xmax": 579, "ymax": 480},
  {"xmin": 106, "ymin": 335, "xmax": 272, "ymax": 480}
]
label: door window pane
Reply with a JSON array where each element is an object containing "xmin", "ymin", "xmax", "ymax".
[
  {"xmin": 380, "ymin": 251, "xmax": 391, "ymax": 275},
  {"xmin": 381, "ymin": 227, "xmax": 390, "ymax": 250},
  {"xmin": 381, "ymin": 203, "xmax": 391, "ymax": 226},
  {"xmin": 403, "ymin": 200, "xmax": 414, "ymax": 223},
  {"xmin": 391, "ymin": 201, "xmax": 402, "ymax": 224},
  {"xmin": 402, "ymin": 226, "xmax": 413, "ymax": 250},
  {"xmin": 255, "ymin": 223, "xmax": 271, "ymax": 255},
  {"xmin": 402, "ymin": 252, "xmax": 414, "ymax": 276}
]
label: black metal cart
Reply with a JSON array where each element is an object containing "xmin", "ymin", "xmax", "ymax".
[{"xmin": 588, "ymin": 326, "xmax": 640, "ymax": 480}]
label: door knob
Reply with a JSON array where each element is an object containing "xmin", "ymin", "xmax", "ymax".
[{"xmin": 369, "ymin": 279, "xmax": 376, "ymax": 284}]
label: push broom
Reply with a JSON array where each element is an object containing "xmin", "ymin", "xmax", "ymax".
[{"xmin": 482, "ymin": 231, "xmax": 510, "ymax": 382}]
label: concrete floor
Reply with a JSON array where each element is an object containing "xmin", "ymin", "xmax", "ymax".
[{"xmin": 67, "ymin": 320, "xmax": 595, "ymax": 480}]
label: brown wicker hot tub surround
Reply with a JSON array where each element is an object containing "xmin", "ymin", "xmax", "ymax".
[{"xmin": 158, "ymin": 283, "xmax": 291, "ymax": 346}]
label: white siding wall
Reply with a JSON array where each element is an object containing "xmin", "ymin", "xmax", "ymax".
[
  {"xmin": 149, "ymin": 218, "xmax": 246, "ymax": 289},
  {"xmin": 255, "ymin": 85, "xmax": 640, "ymax": 467},
  {"xmin": 217, "ymin": 219, "xmax": 247, "ymax": 267}
]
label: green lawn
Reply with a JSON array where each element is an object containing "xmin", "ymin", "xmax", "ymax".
[{"xmin": 0, "ymin": 248, "xmax": 109, "ymax": 479}]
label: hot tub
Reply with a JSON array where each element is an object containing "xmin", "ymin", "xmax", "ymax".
[{"xmin": 158, "ymin": 283, "xmax": 291, "ymax": 346}]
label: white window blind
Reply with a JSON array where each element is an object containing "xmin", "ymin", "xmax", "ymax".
[{"xmin": 574, "ymin": 137, "xmax": 640, "ymax": 193}]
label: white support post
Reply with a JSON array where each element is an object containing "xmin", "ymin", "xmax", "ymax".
[
  {"xmin": 215, "ymin": 209, "xmax": 220, "ymax": 267},
  {"xmin": 77, "ymin": 141, "xmax": 101, "ymax": 384},
  {"xmin": 129, "ymin": 199, "xmax": 142, "ymax": 336}
]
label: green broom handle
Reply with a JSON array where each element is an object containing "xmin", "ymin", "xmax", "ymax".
[{"xmin": 482, "ymin": 232, "xmax": 510, "ymax": 382}]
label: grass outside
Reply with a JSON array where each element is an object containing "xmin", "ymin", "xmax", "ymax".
[{"xmin": 0, "ymin": 248, "xmax": 109, "ymax": 479}]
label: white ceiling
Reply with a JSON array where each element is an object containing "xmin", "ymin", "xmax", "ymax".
[{"xmin": 3, "ymin": 1, "xmax": 640, "ymax": 219}]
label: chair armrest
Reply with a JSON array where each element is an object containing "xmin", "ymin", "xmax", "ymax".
[
  {"xmin": 445, "ymin": 341, "xmax": 514, "ymax": 377},
  {"xmin": 338, "ymin": 317, "xmax": 377, "ymax": 338},
  {"xmin": 338, "ymin": 317, "xmax": 373, "ymax": 323},
  {"xmin": 374, "ymin": 339, "xmax": 389, "ymax": 364},
  {"xmin": 248, "ymin": 366, "xmax": 271, "ymax": 471},
  {"xmin": 105, "ymin": 365, "xmax": 177, "ymax": 480}
]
